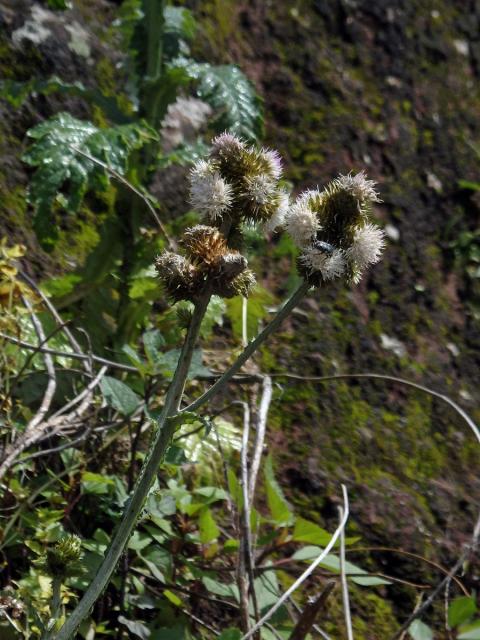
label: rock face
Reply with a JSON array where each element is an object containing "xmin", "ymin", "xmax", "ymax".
[
  {"xmin": 188, "ymin": 0, "xmax": 480, "ymax": 621},
  {"xmin": 1, "ymin": 0, "xmax": 479, "ymax": 631}
]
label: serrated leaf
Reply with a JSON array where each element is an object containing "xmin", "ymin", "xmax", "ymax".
[
  {"xmin": 0, "ymin": 76, "xmax": 128, "ymax": 121},
  {"xmin": 190, "ymin": 64, "xmax": 263, "ymax": 141},
  {"xmin": 408, "ymin": 620, "xmax": 433, "ymax": 640},
  {"xmin": 264, "ymin": 455, "xmax": 294, "ymax": 526},
  {"xmin": 449, "ymin": 597, "xmax": 477, "ymax": 628},
  {"xmin": 23, "ymin": 113, "xmax": 155, "ymax": 249},
  {"xmin": 100, "ymin": 376, "xmax": 141, "ymax": 415}
]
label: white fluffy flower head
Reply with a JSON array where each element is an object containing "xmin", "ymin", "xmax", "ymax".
[
  {"xmin": 261, "ymin": 148, "xmax": 283, "ymax": 181},
  {"xmin": 243, "ymin": 174, "xmax": 276, "ymax": 205},
  {"xmin": 284, "ymin": 190, "xmax": 322, "ymax": 247},
  {"xmin": 211, "ymin": 132, "xmax": 246, "ymax": 157},
  {"xmin": 189, "ymin": 159, "xmax": 233, "ymax": 221},
  {"xmin": 264, "ymin": 190, "xmax": 289, "ymax": 234},
  {"xmin": 300, "ymin": 247, "xmax": 346, "ymax": 281},
  {"xmin": 334, "ymin": 171, "xmax": 381, "ymax": 206},
  {"xmin": 346, "ymin": 223, "xmax": 386, "ymax": 269}
]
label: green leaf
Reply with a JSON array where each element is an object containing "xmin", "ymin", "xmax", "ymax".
[
  {"xmin": 202, "ymin": 576, "xmax": 239, "ymax": 600},
  {"xmin": 264, "ymin": 455, "xmax": 294, "ymax": 526},
  {"xmin": 449, "ymin": 597, "xmax": 477, "ymax": 628},
  {"xmin": 118, "ymin": 617, "xmax": 151, "ymax": 639},
  {"xmin": 23, "ymin": 113, "xmax": 154, "ymax": 249},
  {"xmin": 198, "ymin": 508, "xmax": 220, "ymax": 543},
  {"xmin": 459, "ymin": 179, "xmax": 480, "ymax": 191},
  {"xmin": 100, "ymin": 376, "xmax": 141, "ymax": 415},
  {"xmin": 218, "ymin": 630, "xmax": 242, "ymax": 640},
  {"xmin": 81, "ymin": 472, "xmax": 115, "ymax": 495},
  {"xmin": 459, "ymin": 621, "xmax": 480, "ymax": 639},
  {"xmin": 128, "ymin": 531, "xmax": 152, "ymax": 551},
  {"xmin": 143, "ymin": 329, "xmax": 166, "ymax": 364},
  {"xmin": 292, "ymin": 549, "xmax": 390, "ymax": 586},
  {"xmin": 164, "ymin": 445, "xmax": 189, "ymax": 465},
  {"xmin": 163, "ymin": 6, "xmax": 196, "ymax": 60},
  {"xmin": 0, "ymin": 76, "xmax": 128, "ymax": 121},
  {"xmin": 408, "ymin": 620, "xmax": 433, "ymax": 640},
  {"xmin": 157, "ymin": 348, "xmax": 210, "ymax": 379},
  {"xmin": 292, "ymin": 517, "xmax": 332, "ymax": 545},
  {"xmin": 190, "ymin": 64, "xmax": 263, "ymax": 141}
]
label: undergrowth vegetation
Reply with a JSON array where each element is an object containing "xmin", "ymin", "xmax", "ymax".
[{"xmin": 0, "ymin": 2, "xmax": 479, "ymax": 640}]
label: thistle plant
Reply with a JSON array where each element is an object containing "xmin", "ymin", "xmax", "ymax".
[{"xmin": 54, "ymin": 134, "xmax": 385, "ymax": 639}]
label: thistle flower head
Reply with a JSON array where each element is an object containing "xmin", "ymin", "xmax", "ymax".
[
  {"xmin": 43, "ymin": 535, "xmax": 83, "ymax": 579},
  {"xmin": 285, "ymin": 172, "xmax": 385, "ymax": 285},
  {"xmin": 335, "ymin": 171, "xmax": 381, "ymax": 206},
  {"xmin": 261, "ymin": 148, "xmax": 283, "ymax": 181},
  {"xmin": 219, "ymin": 268, "xmax": 257, "ymax": 298},
  {"xmin": 189, "ymin": 159, "xmax": 233, "ymax": 221},
  {"xmin": 211, "ymin": 132, "xmax": 247, "ymax": 158},
  {"xmin": 243, "ymin": 174, "xmax": 276, "ymax": 205},
  {"xmin": 155, "ymin": 251, "xmax": 198, "ymax": 302},
  {"xmin": 156, "ymin": 225, "xmax": 254, "ymax": 301},
  {"xmin": 203, "ymin": 134, "xmax": 287, "ymax": 226},
  {"xmin": 182, "ymin": 225, "xmax": 228, "ymax": 265}
]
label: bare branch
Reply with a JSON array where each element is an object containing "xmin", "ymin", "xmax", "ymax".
[
  {"xmin": 288, "ymin": 581, "xmax": 336, "ymax": 640},
  {"xmin": 339, "ymin": 506, "xmax": 354, "ymax": 640},
  {"xmin": 248, "ymin": 375, "xmax": 272, "ymax": 504},
  {"xmin": 0, "ymin": 332, "xmax": 137, "ymax": 372},
  {"xmin": 390, "ymin": 510, "xmax": 480, "ymax": 640},
  {"xmin": 240, "ymin": 484, "xmax": 350, "ymax": 640},
  {"xmin": 69, "ymin": 145, "xmax": 176, "ymax": 250},
  {"xmin": 269, "ymin": 372, "xmax": 480, "ymax": 446}
]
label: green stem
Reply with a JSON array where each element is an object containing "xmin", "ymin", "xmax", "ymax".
[
  {"xmin": 54, "ymin": 280, "xmax": 309, "ymax": 639},
  {"xmin": 43, "ymin": 577, "xmax": 62, "ymax": 640},
  {"xmin": 54, "ymin": 292, "xmax": 211, "ymax": 640},
  {"xmin": 184, "ymin": 281, "xmax": 310, "ymax": 414}
]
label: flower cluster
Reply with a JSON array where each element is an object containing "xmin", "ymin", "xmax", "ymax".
[
  {"xmin": 157, "ymin": 133, "xmax": 288, "ymax": 302},
  {"xmin": 189, "ymin": 132, "xmax": 286, "ymax": 227},
  {"xmin": 156, "ymin": 225, "xmax": 256, "ymax": 301},
  {"xmin": 284, "ymin": 172, "xmax": 385, "ymax": 285}
]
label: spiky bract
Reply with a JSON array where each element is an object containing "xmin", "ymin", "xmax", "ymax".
[
  {"xmin": 156, "ymin": 226, "xmax": 255, "ymax": 302},
  {"xmin": 43, "ymin": 535, "xmax": 83, "ymax": 579}
]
